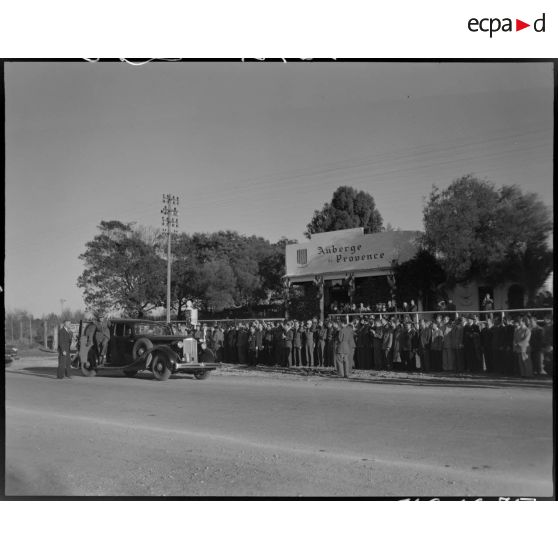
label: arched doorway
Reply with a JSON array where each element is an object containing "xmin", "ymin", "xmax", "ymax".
[{"xmin": 507, "ymin": 284, "xmax": 525, "ymax": 309}]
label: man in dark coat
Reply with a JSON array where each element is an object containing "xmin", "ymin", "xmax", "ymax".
[
  {"xmin": 292, "ymin": 322, "xmax": 302, "ymax": 367},
  {"xmin": 542, "ymin": 314, "xmax": 553, "ymax": 375},
  {"xmin": 315, "ymin": 320, "xmax": 327, "ymax": 367},
  {"xmin": 237, "ymin": 325, "xmax": 249, "ymax": 364},
  {"xmin": 273, "ymin": 324, "xmax": 284, "ymax": 367},
  {"xmin": 83, "ymin": 320, "xmax": 99, "ymax": 372},
  {"xmin": 57, "ymin": 319, "xmax": 73, "ymax": 379},
  {"xmin": 372, "ymin": 319, "xmax": 383, "ymax": 370},
  {"xmin": 400, "ymin": 321, "xmax": 417, "ymax": 371},
  {"xmin": 303, "ymin": 320, "xmax": 316, "ymax": 367},
  {"xmin": 225, "ymin": 326, "xmax": 236, "ymax": 363},
  {"xmin": 418, "ymin": 318, "xmax": 432, "ymax": 372},
  {"xmin": 282, "ymin": 322, "xmax": 294, "ymax": 367},
  {"xmin": 480, "ymin": 318, "xmax": 494, "ymax": 373},
  {"xmin": 492, "ymin": 317, "xmax": 505, "ymax": 374},
  {"xmin": 382, "ymin": 319, "xmax": 393, "ymax": 370},
  {"xmin": 247, "ymin": 326, "xmax": 258, "ymax": 366},
  {"xmin": 325, "ymin": 321, "xmax": 335, "ymax": 367},
  {"xmin": 263, "ymin": 323, "xmax": 274, "ymax": 365},
  {"xmin": 503, "ymin": 316, "xmax": 516, "ymax": 375}
]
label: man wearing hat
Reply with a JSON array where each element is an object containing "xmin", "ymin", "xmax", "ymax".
[
  {"xmin": 57, "ymin": 319, "xmax": 73, "ymax": 379},
  {"xmin": 303, "ymin": 319, "xmax": 316, "ymax": 367},
  {"xmin": 334, "ymin": 320, "xmax": 355, "ymax": 378}
]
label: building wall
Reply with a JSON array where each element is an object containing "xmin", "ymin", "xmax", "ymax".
[{"xmin": 447, "ymin": 281, "xmax": 526, "ymax": 312}]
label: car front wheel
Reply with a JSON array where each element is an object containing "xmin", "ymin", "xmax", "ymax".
[{"xmin": 151, "ymin": 354, "xmax": 172, "ymax": 381}]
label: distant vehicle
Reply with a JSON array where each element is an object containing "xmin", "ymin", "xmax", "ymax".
[
  {"xmin": 5, "ymin": 345, "xmax": 19, "ymax": 360},
  {"xmin": 72, "ymin": 318, "xmax": 215, "ymax": 381}
]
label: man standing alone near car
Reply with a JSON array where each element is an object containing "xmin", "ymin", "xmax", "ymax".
[
  {"xmin": 57, "ymin": 319, "xmax": 73, "ymax": 379},
  {"xmin": 335, "ymin": 321, "xmax": 355, "ymax": 378}
]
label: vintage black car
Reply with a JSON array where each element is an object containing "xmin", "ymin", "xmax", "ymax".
[{"xmin": 74, "ymin": 318, "xmax": 215, "ymax": 381}]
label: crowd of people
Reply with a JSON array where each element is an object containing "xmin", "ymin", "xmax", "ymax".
[
  {"xmin": 188, "ymin": 312, "xmax": 553, "ymax": 378},
  {"xmin": 330, "ymin": 295, "xmax": 495, "ymax": 316},
  {"xmin": 330, "ymin": 299, "xmax": 421, "ymax": 315}
]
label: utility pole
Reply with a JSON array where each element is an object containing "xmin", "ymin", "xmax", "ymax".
[
  {"xmin": 161, "ymin": 194, "xmax": 179, "ymax": 323},
  {"xmin": 60, "ymin": 298, "xmax": 66, "ymax": 318}
]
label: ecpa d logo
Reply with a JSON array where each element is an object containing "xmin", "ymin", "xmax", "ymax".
[{"xmin": 468, "ymin": 13, "xmax": 545, "ymax": 37}]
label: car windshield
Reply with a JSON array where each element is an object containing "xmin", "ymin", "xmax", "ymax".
[{"xmin": 133, "ymin": 323, "xmax": 174, "ymax": 336}]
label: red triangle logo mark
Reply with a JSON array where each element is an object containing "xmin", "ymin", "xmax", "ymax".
[{"xmin": 516, "ymin": 19, "xmax": 530, "ymax": 31}]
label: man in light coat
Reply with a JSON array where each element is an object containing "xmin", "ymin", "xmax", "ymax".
[{"xmin": 334, "ymin": 321, "xmax": 356, "ymax": 378}]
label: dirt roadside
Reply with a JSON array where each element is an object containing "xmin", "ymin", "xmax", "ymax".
[{"xmin": 6, "ymin": 354, "xmax": 553, "ymax": 389}]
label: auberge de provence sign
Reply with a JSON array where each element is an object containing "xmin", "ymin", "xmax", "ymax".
[{"xmin": 285, "ymin": 228, "xmax": 420, "ymax": 281}]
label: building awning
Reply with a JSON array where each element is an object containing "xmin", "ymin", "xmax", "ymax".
[{"xmin": 285, "ymin": 267, "xmax": 393, "ymax": 283}]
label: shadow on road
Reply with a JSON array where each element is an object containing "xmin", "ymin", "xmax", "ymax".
[
  {"xmin": 237, "ymin": 366, "xmax": 552, "ymax": 390},
  {"xmin": 344, "ymin": 375, "xmax": 552, "ymax": 390},
  {"xmin": 6, "ymin": 366, "xmax": 199, "ymax": 381},
  {"xmin": 7, "ymin": 364, "xmax": 552, "ymax": 390}
]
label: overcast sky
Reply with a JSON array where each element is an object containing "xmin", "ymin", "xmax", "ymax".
[{"xmin": 4, "ymin": 61, "xmax": 553, "ymax": 316}]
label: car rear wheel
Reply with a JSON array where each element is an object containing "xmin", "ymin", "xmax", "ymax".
[
  {"xmin": 193, "ymin": 369, "xmax": 211, "ymax": 380},
  {"xmin": 152, "ymin": 355, "xmax": 172, "ymax": 381},
  {"xmin": 132, "ymin": 338, "xmax": 154, "ymax": 360}
]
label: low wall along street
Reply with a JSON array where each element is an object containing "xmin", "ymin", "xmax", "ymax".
[{"xmin": 285, "ymin": 229, "xmax": 420, "ymax": 281}]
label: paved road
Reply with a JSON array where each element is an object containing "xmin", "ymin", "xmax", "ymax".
[{"xmin": 5, "ymin": 357, "xmax": 553, "ymax": 497}]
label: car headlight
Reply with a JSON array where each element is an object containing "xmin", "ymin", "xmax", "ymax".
[{"xmin": 177, "ymin": 341, "xmax": 183, "ymax": 349}]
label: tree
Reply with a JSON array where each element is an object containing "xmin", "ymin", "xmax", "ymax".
[
  {"xmin": 305, "ymin": 186, "xmax": 383, "ymax": 238},
  {"xmin": 393, "ymin": 249, "xmax": 446, "ymax": 311},
  {"xmin": 77, "ymin": 221, "xmax": 166, "ymax": 317},
  {"xmin": 171, "ymin": 230, "xmax": 289, "ymax": 315},
  {"xmin": 423, "ymin": 175, "xmax": 553, "ymax": 301},
  {"xmin": 258, "ymin": 237, "xmax": 297, "ymax": 303},
  {"xmin": 493, "ymin": 185, "xmax": 553, "ymax": 303}
]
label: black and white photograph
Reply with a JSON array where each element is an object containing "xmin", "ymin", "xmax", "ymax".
[{"xmin": 3, "ymin": 60, "xmax": 554, "ymax": 498}]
